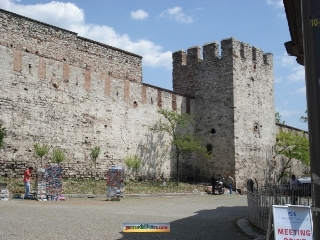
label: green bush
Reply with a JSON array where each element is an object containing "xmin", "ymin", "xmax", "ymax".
[
  {"xmin": 90, "ymin": 146, "xmax": 100, "ymax": 169},
  {"xmin": 124, "ymin": 155, "xmax": 142, "ymax": 180},
  {"xmin": 51, "ymin": 148, "xmax": 66, "ymax": 164},
  {"xmin": 34, "ymin": 143, "xmax": 50, "ymax": 166}
]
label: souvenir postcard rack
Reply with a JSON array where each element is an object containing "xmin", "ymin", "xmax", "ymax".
[
  {"xmin": 45, "ymin": 164, "xmax": 63, "ymax": 200},
  {"xmin": 37, "ymin": 168, "xmax": 47, "ymax": 201},
  {"xmin": 106, "ymin": 166, "xmax": 125, "ymax": 201}
]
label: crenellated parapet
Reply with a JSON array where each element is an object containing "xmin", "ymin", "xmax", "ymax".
[
  {"xmin": 203, "ymin": 41, "xmax": 219, "ymax": 61},
  {"xmin": 173, "ymin": 38, "xmax": 273, "ymax": 96},
  {"xmin": 173, "ymin": 37, "xmax": 275, "ymax": 189},
  {"xmin": 173, "ymin": 38, "xmax": 273, "ymax": 67}
]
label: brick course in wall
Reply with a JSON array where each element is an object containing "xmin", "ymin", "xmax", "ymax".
[
  {"xmin": 0, "ymin": 9, "xmax": 308, "ymax": 188},
  {"xmin": 13, "ymin": 50, "xmax": 22, "ymax": 72},
  {"xmin": 0, "ymin": 9, "xmax": 192, "ymax": 180}
]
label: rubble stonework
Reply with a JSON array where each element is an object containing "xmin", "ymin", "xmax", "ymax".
[
  {"xmin": 0, "ymin": 9, "xmax": 308, "ymax": 188},
  {"xmin": 0, "ymin": 9, "xmax": 192, "ymax": 180},
  {"xmin": 173, "ymin": 39, "xmax": 302, "ymax": 190}
]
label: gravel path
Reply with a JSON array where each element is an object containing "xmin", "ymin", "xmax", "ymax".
[{"xmin": 0, "ymin": 193, "xmax": 252, "ymax": 240}]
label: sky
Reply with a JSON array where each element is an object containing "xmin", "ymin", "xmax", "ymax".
[{"xmin": 0, "ymin": 0, "xmax": 308, "ymax": 131}]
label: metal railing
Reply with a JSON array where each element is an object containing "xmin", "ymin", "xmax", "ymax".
[{"xmin": 247, "ymin": 183, "xmax": 312, "ymax": 231}]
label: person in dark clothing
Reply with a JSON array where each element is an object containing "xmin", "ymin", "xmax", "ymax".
[
  {"xmin": 211, "ymin": 174, "xmax": 216, "ymax": 195},
  {"xmin": 290, "ymin": 174, "xmax": 300, "ymax": 205}
]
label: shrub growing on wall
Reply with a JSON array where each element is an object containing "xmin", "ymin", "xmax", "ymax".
[
  {"xmin": 90, "ymin": 146, "xmax": 101, "ymax": 170},
  {"xmin": 124, "ymin": 155, "xmax": 142, "ymax": 180},
  {"xmin": 34, "ymin": 143, "xmax": 50, "ymax": 167},
  {"xmin": 51, "ymin": 148, "xmax": 66, "ymax": 164}
]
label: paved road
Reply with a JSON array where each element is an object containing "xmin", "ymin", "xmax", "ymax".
[{"xmin": 0, "ymin": 193, "xmax": 252, "ymax": 240}]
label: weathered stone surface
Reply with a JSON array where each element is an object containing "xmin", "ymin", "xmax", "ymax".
[
  {"xmin": 0, "ymin": 9, "xmax": 308, "ymax": 189},
  {"xmin": 173, "ymin": 38, "xmax": 308, "ymax": 189},
  {"xmin": 0, "ymin": 9, "xmax": 189, "ymax": 180}
]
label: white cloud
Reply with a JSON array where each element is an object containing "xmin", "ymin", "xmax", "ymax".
[
  {"xmin": 0, "ymin": 0, "xmax": 85, "ymax": 31},
  {"xmin": 277, "ymin": 109, "xmax": 302, "ymax": 117},
  {"xmin": 291, "ymin": 86, "xmax": 306, "ymax": 94},
  {"xmin": 266, "ymin": 0, "xmax": 283, "ymax": 8},
  {"xmin": 159, "ymin": 7, "xmax": 193, "ymax": 24},
  {"xmin": 274, "ymin": 76, "xmax": 283, "ymax": 83},
  {"xmin": 0, "ymin": 0, "xmax": 171, "ymax": 69},
  {"xmin": 281, "ymin": 53, "xmax": 296, "ymax": 68},
  {"xmin": 131, "ymin": 9, "xmax": 149, "ymax": 20},
  {"xmin": 190, "ymin": 7, "xmax": 203, "ymax": 12},
  {"xmin": 277, "ymin": 13, "xmax": 286, "ymax": 18},
  {"xmin": 280, "ymin": 53, "xmax": 305, "ymax": 82},
  {"xmin": 286, "ymin": 66, "xmax": 305, "ymax": 82}
]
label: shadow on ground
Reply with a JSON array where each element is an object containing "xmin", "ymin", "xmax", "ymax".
[{"xmin": 119, "ymin": 205, "xmax": 253, "ymax": 240}]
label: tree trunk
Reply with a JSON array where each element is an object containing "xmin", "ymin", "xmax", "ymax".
[
  {"xmin": 277, "ymin": 158, "xmax": 291, "ymax": 183},
  {"xmin": 176, "ymin": 148, "xmax": 180, "ymax": 187}
]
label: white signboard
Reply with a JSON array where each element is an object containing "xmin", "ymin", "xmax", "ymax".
[{"xmin": 273, "ymin": 205, "xmax": 313, "ymax": 240}]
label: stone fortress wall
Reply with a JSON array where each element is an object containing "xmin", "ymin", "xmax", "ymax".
[
  {"xmin": 0, "ymin": 9, "xmax": 193, "ymax": 179},
  {"xmin": 0, "ymin": 9, "xmax": 308, "ymax": 188},
  {"xmin": 172, "ymin": 39, "xmax": 277, "ymax": 189}
]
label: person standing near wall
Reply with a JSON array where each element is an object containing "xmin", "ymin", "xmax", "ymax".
[
  {"xmin": 226, "ymin": 174, "xmax": 234, "ymax": 195},
  {"xmin": 23, "ymin": 167, "xmax": 33, "ymax": 199},
  {"xmin": 211, "ymin": 174, "xmax": 216, "ymax": 195},
  {"xmin": 289, "ymin": 174, "xmax": 300, "ymax": 205}
]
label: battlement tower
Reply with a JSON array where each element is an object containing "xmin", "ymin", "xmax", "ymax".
[{"xmin": 173, "ymin": 38, "xmax": 275, "ymax": 189}]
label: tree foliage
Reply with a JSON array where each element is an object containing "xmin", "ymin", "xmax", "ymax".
[
  {"xmin": 275, "ymin": 112, "xmax": 285, "ymax": 124},
  {"xmin": 90, "ymin": 146, "xmax": 101, "ymax": 169},
  {"xmin": 51, "ymin": 148, "xmax": 66, "ymax": 164},
  {"xmin": 34, "ymin": 143, "xmax": 50, "ymax": 167},
  {"xmin": 0, "ymin": 124, "xmax": 7, "ymax": 148},
  {"xmin": 151, "ymin": 109, "xmax": 207, "ymax": 186},
  {"xmin": 275, "ymin": 131, "xmax": 309, "ymax": 182},
  {"xmin": 300, "ymin": 109, "xmax": 308, "ymax": 123},
  {"xmin": 124, "ymin": 155, "xmax": 142, "ymax": 180}
]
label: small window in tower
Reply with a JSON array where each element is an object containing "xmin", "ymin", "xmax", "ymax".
[
  {"xmin": 211, "ymin": 128, "xmax": 216, "ymax": 134},
  {"xmin": 133, "ymin": 101, "xmax": 138, "ymax": 108}
]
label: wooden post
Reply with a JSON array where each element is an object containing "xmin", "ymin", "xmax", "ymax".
[{"xmin": 301, "ymin": 0, "xmax": 320, "ymax": 239}]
